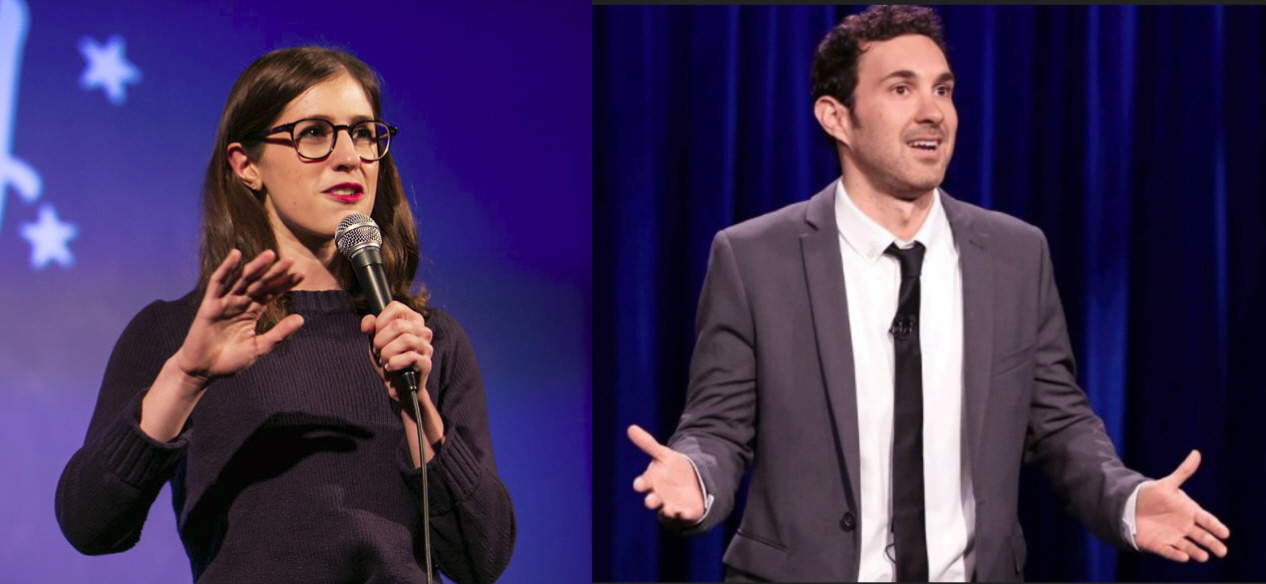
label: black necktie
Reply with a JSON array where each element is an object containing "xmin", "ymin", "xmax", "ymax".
[{"xmin": 885, "ymin": 241, "xmax": 928, "ymax": 582}]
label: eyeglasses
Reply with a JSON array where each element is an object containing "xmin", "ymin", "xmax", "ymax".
[{"xmin": 245, "ymin": 118, "xmax": 398, "ymax": 162}]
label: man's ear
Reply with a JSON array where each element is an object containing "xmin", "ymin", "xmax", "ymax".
[
  {"xmin": 227, "ymin": 143, "xmax": 262, "ymax": 191},
  {"xmin": 814, "ymin": 95, "xmax": 853, "ymax": 149}
]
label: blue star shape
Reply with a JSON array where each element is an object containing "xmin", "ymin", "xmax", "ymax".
[
  {"xmin": 20, "ymin": 202, "xmax": 77, "ymax": 270},
  {"xmin": 79, "ymin": 35, "xmax": 141, "ymax": 105}
]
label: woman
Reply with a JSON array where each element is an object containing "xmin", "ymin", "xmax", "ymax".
[{"xmin": 55, "ymin": 46, "xmax": 515, "ymax": 584}]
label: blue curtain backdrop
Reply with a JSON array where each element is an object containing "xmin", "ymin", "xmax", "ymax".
[{"xmin": 596, "ymin": 5, "xmax": 1266, "ymax": 582}]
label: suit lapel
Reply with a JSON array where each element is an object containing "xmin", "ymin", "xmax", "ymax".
[
  {"xmin": 800, "ymin": 185, "xmax": 862, "ymax": 517},
  {"xmin": 942, "ymin": 193, "xmax": 994, "ymax": 479}
]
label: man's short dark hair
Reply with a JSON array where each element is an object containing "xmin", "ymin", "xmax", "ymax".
[{"xmin": 810, "ymin": 5, "xmax": 949, "ymax": 110}]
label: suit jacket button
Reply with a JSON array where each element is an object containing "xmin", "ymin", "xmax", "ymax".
[{"xmin": 840, "ymin": 512, "xmax": 856, "ymax": 531}]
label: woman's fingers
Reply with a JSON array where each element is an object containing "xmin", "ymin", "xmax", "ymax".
[
  {"xmin": 203, "ymin": 249, "xmax": 304, "ymax": 309},
  {"xmin": 207, "ymin": 249, "xmax": 288, "ymax": 299},
  {"xmin": 372, "ymin": 308, "xmax": 429, "ymax": 352},
  {"xmin": 377, "ymin": 302, "xmax": 425, "ymax": 329},
  {"xmin": 384, "ymin": 351, "xmax": 432, "ymax": 379},
  {"xmin": 244, "ymin": 255, "xmax": 293, "ymax": 296},
  {"xmin": 366, "ymin": 303, "xmax": 430, "ymax": 361},
  {"xmin": 257, "ymin": 314, "xmax": 306, "ymax": 353},
  {"xmin": 230, "ymin": 249, "xmax": 278, "ymax": 296},
  {"xmin": 246, "ymin": 259, "xmax": 303, "ymax": 301},
  {"xmin": 363, "ymin": 306, "xmax": 437, "ymax": 418},
  {"xmin": 378, "ymin": 332, "xmax": 434, "ymax": 384},
  {"xmin": 378, "ymin": 300, "xmax": 412, "ymax": 320},
  {"xmin": 207, "ymin": 249, "xmax": 243, "ymax": 299},
  {"xmin": 379, "ymin": 332, "xmax": 433, "ymax": 368}
]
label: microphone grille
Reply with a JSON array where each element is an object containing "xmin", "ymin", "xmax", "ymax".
[{"xmin": 335, "ymin": 213, "xmax": 382, "ymax": 258}]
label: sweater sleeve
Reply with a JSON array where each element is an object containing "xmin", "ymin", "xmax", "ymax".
[
  {"xmin": 55, "ymin": 297, "xmax": 193, "ymax": 555},
  {"xmin": 396, "ymin": 309, "xmax": 516, "ymax": 584}
]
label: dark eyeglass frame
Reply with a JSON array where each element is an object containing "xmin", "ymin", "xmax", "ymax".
[{"xmin": 243, "ymin": 118, "xmax": 398, "ymax": 162}]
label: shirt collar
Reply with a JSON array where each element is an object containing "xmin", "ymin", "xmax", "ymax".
[{"xmin": 833, "ymin": 178, "xmax": 949, "ymax": 263}]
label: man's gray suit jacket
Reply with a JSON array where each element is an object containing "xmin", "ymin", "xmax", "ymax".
[{"xmin": 668, "ymin": 184, "xmax": 1146, "ymax": 582}]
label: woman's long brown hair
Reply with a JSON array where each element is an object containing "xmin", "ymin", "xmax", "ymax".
[{"xmin": 198, "ymin": 46, "xmax": 427, "ymax": 330}]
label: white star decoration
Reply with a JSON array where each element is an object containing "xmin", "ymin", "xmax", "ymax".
[
  {"xmin": 78, "ymin": 35, "xmax": 140, "ymax": 105},
  {"xmin": 21, "ymin": 202, "xmax": 76, "ymax": 270}
]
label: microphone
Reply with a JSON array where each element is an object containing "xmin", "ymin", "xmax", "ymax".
[
  {"xmin": 335, "ymin": 213, "xmax": 420, "ymax": 396},
  {"xmin": 890, "ymin": 315, "xmax": 916, "ymax": 340},
  {"xmin": 336, "ymin": 212, "xmax": 434, "ymax": 584}
]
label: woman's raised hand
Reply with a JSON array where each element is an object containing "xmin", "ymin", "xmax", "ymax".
[{"xmin": 172, "ymin": 249, "xmax": 306, "ymax": 383}]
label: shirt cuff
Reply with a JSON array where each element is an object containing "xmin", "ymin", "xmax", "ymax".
[
  {"xmin": 1122, "ymin": 480, "xmax": 1152, "ymax": 550},
  {"xmin": 684, "ymin": 455, "xmax": 714, "ymax": 526}
]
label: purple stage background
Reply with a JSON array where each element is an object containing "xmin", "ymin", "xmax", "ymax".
[{"xmin": 0, "ymin": 0, "xmax": 591, "ymax": 581}]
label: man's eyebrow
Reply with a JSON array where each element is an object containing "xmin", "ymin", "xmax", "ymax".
[
  {"xmin": 876, "ymin": 70, "xmax": 956, "ymax": 85},
  {"xmin": 878, "ymin": 70, "xmax": 918, "ymax": 83}
]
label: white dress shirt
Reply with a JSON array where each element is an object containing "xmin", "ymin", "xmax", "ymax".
[{"xmin": 835, "ymin": 181, "xmax": 972, "ymax": 582}]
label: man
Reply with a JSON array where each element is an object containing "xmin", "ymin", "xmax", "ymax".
[{"xmin": 627, "ymin": 5, "xmax": 1229, "ymax": 582}]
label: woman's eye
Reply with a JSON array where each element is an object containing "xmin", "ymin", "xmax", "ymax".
[{"xmin": 299, "ymin": 124, "xmax": 330, "ymax": 138}]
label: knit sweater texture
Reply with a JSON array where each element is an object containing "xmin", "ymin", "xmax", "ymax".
[{"xmin": 56, "ymin": 290, "xmax": 516, "ymax": 584}]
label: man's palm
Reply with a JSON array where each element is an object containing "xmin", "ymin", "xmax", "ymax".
[
  {"xmin": 629, "ymin": 425, "xmax": 705, "ymax": 523},
  {"xmin": 1135, "ymin": 450, "xmax": 1229, "ymax": 563}
]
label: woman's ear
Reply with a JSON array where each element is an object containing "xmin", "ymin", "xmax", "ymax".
[{"xmin": 227, "ymin": 143, "xmax": 262, "ymax": 191}]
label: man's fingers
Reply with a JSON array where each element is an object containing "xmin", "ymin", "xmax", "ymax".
[
  {"xmin": 1188, "ymin": 527, "xmax": 1228, "ymax": 558},
  {"xmin": 1177, "ymin": 538, "xmax": 1209, "ymax": 562},
  {"xmin": 1196, "ymin": 508, "xmax": 1230, "ymax": 540},
  {"xmin": 628, "ymin": 424, "xmax": 667, "ymax": 459},
  {"xmin": 628, "ymin": 426, "xmax": 702, "ymax": 521},
  {"xmin": 1159, "ymin": 544, "xmax": 1190, "ymax": 563},
  {"xmin": 1162, "ymin": 450, "xmax": 1201, "ymax": 488}
]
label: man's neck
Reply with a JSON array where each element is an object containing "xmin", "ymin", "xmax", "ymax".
[{"xmin": 841, "ymin": 175, "xmax": 935, "ymax": 242}]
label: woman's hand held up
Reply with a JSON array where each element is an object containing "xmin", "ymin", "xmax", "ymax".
[{"xmin": 173, "ymin": 248, "xmax": 306, "ymax": 386}]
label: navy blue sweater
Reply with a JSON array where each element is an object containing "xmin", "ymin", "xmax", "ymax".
[{"xmin": 56, "ymin": 290, "xmax": 515, "ymax": 583}]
